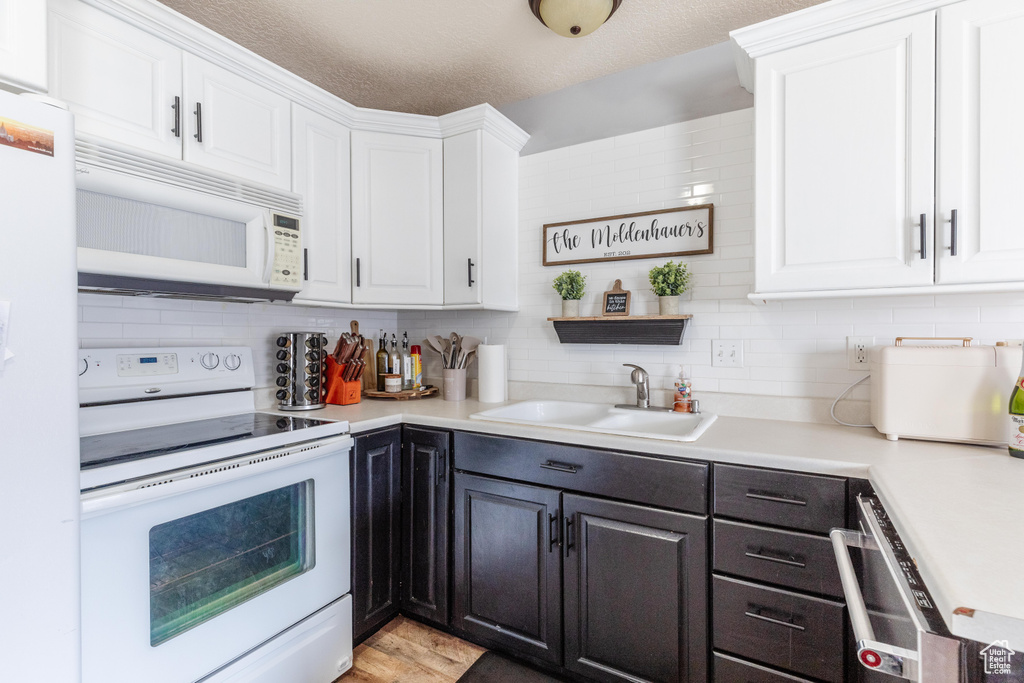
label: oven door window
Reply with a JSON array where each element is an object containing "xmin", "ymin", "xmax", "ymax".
[{"xmin": 149, "ymin": 480, "xmax": 315, "ymax": 646}]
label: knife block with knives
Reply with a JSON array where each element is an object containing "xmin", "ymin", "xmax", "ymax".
[{"xmin": 325, "ymin": 321, "xmax": 368, "ymax": 405}]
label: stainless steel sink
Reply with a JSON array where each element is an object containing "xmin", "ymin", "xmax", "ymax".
[{"xmin": 469, "ymin": 400, "xmax": 717, "ymax": 442}]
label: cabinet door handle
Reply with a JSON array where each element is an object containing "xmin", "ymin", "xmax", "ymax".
[
  {"xmin": 436, "ymin": 450, "xmax": 446, "ymax": 485},
  {"xmin": 194, "ymin": 102, "xmax": 203, "ymax": 143},
  {"xmin": 949, "ymin": 209, "xmax": 958, "ymax": 257},
  {"xmin": 548, "ymin": 512, "xmax": 559, "ymax": 553},
  {"xmin": 564, "ymin": 516, "xmax": 575, "ymax": 557},
  {"xmin": 303, "ymin": 248, "xmax": 309, "ymax": 281},
  {"xmin": 540, "ymin": 460, "xmax": 578, "ymax": 474},
  {"xmin": 467, "ymin": 258, "xmax": 475, "ymax": 287},
  {"xmin": 355, "ymin": 258, "xmax": 361, "ymax": 287},
  {"xmin": 745, "ymin": 491, "xmax": 806, "ymax": 506},
  {"xmin": 171, "ymin": 96, "xmax": 181, "ymax": 138},
  {"xmin": 918, "ymin": 213, "xmax": 927, "ymax": 260},
  {"xmin": 744, "ymin": 609, "xmax": 805, "ymax": 631},
  {"xmin": 744, "ymin": 550, "xmax": 807, "ymax": 568}
]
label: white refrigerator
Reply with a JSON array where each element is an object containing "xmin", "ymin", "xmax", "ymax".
[{"xmin": 0, "ymin": 89, "xmax": 80, "ymax": 680}]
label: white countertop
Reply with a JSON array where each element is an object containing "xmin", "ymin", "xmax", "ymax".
[{"xmin": 293, "ymin": 396, "xmax": 1024, "ymax": 650}]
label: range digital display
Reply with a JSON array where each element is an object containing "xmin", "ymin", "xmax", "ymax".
[{"xmin": 139, "ymin": 357, "xmax": 158, "ymax": 364}]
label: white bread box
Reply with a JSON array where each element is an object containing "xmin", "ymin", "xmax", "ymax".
[{"xmin": 869, "ymin": 338, "xmax": 1022, "ymax": 445}]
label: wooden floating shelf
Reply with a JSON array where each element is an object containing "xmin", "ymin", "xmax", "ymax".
[{"xmin": 547, "ymin": 315, "xmax": 692, "ymax": 346}]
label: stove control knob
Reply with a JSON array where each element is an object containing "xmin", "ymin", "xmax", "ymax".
[
  {"xmin": 276, "ymin": 376, "xmax": 289, "ymax": 387},
  {"xmin": 276, "ymin": 389, "xmax": 289, "ymax": 401},
  {"xmin": 224, "ymin": 354, "xmax": 241, "ymax": 371},
  {"xmin": 79, "ymin": 358, "xmax": 89, "ymax": 376},
  {"xmin": 200, "ymin": 352, "xmax": 220, "ymax": 370},
  {"xmin": 276, "ymin": 336, "xmax": 290, "ymax": 348}
]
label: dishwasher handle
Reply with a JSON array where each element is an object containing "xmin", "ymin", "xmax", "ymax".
[{"xmin": 830, "ymin": 528, "xmax": 918, "ymax": 679}]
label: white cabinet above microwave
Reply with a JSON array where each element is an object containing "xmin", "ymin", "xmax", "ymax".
[{"xmin": 48, "ymin": 0, "xmax": 291, "ymax": 190}]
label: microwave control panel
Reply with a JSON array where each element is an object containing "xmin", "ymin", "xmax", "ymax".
[{"xmin": 270, "ymin": 213, "xmax": 302, "ymax": 290}]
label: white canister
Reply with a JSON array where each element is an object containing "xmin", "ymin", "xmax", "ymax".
[
  {"xmin": 383, "ymin": 374, "xmax": 403, "ymax": 393},
  {"xmin": 477, "ymin": 344, "xmax": 507, "ymax": 403}
]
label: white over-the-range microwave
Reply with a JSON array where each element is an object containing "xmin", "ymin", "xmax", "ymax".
[{"xmin": 75, "ymin": 138, "xmax": 304, "ymax": 301}]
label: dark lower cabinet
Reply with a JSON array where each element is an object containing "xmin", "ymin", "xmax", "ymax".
[
  {"xmin": 453, "ymin": 472, "xmax": 708, "ymax": 683},
  {"xmin": 401, "ymin": 425, "xmax": 450, "ymax": 626},
  {"xmin": 563, "ymin": 494, "xmax": 708, "ymax": 683},
  {"xmin": 452, "ymin": 473, "xmax": 563, "ymax": 664},
  {"xmin": 351, "ymin": 427, "xmax": 402, "ymax": 643}
]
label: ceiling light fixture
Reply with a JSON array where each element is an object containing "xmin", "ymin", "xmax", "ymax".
[{"xmin": 528, "ymin": 0, "xmax": 623, "ymax": 38}]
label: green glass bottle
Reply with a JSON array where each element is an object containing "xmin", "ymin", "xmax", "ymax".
[
  {"xmin": 375, "ymin": 329, "xmax": 389, "ymax": 392},
  {"xmin": 1010, "ymin": 351, "xmax": 1024, "ymax": 458}
]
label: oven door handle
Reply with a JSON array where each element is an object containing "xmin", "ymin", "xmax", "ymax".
[{"xmin": 831, "ymin": 528, "xmax": 919, "ymax": 680}]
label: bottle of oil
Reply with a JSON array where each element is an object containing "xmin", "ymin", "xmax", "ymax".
[
  {"xmin": 389, "ymin": 334, "xmax": 401, "ymax": 388},
  {"xmin": 375, "ymin": 328, "xmax": 389, "ymax": 391},
  {"xmin": 401, "ymin": 332, "xmax": 414, "ymax": 390}
]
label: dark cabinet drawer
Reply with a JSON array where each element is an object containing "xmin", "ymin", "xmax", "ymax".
[
  {"xmin": 712, "ymin": 576, "xmax": 846, "ymax": 683},
  {"xmin": 713, "ymin": 653, "xmax": 815, "ymax": 682},
  {"xmin": 714, "ymin": 464, "xmax": 845, "ymax": 533},
  {"xmin": 453, "ymin": 431, "xmax": 708, "ymax": 514},
  {"xmin": 713, "ymin": 519, "xmax": 843, "ymax": 598}
]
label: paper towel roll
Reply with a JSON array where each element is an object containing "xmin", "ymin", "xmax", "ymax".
[{"xmin": 477, "ymin": 344, "xmax": 507, "ymax": 403}]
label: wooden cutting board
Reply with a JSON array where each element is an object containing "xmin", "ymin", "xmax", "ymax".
[{"xmin": 353, "ymin": 320, "xmax": 376, "ymax": 393}]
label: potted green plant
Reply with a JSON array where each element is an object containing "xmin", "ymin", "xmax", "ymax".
[
  {"xmin": 552, "ymin": 269, "xmax": 586, "ymax": 317},
  {"xmin": 648, "ymin": 260, "xmax": 691, "ymax": 315}
]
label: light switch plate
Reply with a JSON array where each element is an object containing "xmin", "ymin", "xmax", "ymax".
[{"xmin": 712, "ymin": 340, "xmax": 743, "ymax": 368}]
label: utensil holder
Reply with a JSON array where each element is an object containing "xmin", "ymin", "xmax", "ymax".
[
  {"xmin": 325, "ymin": 357, "xmax": 362, "ymax": 406},
  {"xmin": 442, "ymin": 368, "xmax": 467, "ymax": 401}
]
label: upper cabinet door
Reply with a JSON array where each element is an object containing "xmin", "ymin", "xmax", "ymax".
[
  {"xmin": 0, "ymin": 0, "xmax": 47, "ymax": 92},
  {"xmin": 182, "ymin": 54, "xmax": 291, "ymax": 190},
  {"xmin": 48, "ymin": 0, "xmax": 182, "ymax": 158},
  {"xmin": 351, "ymin": 131, "xmax": 444, "ymax": 306},
  {"xmin": 291, "ymin": 105, "xmax": 352, "ymax": 305},
  {"xmin": 754, "ymin": 13, "xmax": 936, "ymax": 293},
  {"xmin": 936, "ymin": 0, "xmax": 1024, "ymax": 285}
]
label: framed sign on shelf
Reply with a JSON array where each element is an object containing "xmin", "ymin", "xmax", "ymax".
[
  {"xmin": 543, "ymin": 204, "xmax": 713, "ymax": 267},
  {"xmin": 602, "ymin": 280, "xmax": 630, "ymax": 316}
]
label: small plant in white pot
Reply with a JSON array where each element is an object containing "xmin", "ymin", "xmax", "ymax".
[
  {"xmin": 648, "ymin": 260, "xmax": 691, "ymax": 315},
  {"xmin": 552, "ymin": 270, "xmax": 586, "ymax": 317}
]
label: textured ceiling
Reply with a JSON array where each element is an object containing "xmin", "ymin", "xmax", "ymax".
[{"xmin": 160, "ymin": 0, "xmax": 827, "ymax": 116}]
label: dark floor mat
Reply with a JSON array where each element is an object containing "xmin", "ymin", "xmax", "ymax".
[{"xmin": 456, "ymin": 651, "xmax": 570, "ymax": 683}]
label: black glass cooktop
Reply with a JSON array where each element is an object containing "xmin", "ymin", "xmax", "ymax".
[{"xmin": 80, "ymin": 412, "xmax": 336, "ymax": 470}]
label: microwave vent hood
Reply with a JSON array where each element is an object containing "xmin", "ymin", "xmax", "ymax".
[{"xmin": 78, "ymin": 273, "xmax": 297, "ymax": 303}]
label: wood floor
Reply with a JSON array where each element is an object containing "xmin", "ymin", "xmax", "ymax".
[{"xmin": 336, "ymin": 616, "xmax": 486, "ymax": 683}]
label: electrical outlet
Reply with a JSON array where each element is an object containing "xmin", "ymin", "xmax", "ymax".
[
  {"xmin": 712, "ymin": 340, "xmax": 743, "ymax": 368},
  {"xmin": 848, "ymin": 336, "xmax": 874, "ymax": 369}
]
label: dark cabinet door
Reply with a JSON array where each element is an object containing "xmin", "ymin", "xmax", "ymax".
[
  {"xmin": 563, "ymin": 494, "xmax": 708, "ymax": 683},
  {"xmin": 401, "ymin": 426, "xmax": 450, "ymax": 626},
  {"xmin": 351, "ymin": 427, "xmax": 402, "ymax": 643},
  {"xmin": 453, "ymin": 472, "xmax": 563, "ymax": 665}
]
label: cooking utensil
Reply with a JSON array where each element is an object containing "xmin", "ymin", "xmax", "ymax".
[{"xmin": 457, "ymin": 336, "xmax": 481, "ymax": 368}]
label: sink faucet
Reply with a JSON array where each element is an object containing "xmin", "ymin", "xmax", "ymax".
[{"xmin": 623, "ymin": 364, "xmax": 650, "ymax": 409}]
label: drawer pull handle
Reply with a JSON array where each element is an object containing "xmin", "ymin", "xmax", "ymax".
[
  {"xmin": 744, "ymin": 610, "xmax": 805, "ymax": 631},
  {"xmin": 745, "ymin": 551, "xmax": 806, "ymax": 568},
  {"xmin": 746, "ymin": 492, "xmax": 807, "ymax": 506},
  {"xmin": 540, "ymin": 461, "xmax": 578, "ymax": 474}
]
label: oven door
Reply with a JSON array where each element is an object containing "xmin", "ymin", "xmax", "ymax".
[
  {"xmin": 831, "ymin": 495, "xmax": 961, "ymax": 682},
  {"xmin": 80, "ymin": 435, "xmax": 351, "ymax": 683}
]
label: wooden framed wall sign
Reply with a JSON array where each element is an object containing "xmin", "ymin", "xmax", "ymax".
[
  {"xmin": 543, "ymin": 204, "xmax": 713, "ymax": 267},
  {"xmin": 602, "ymin": 280, "xmax": 630, "ymax": 316}
]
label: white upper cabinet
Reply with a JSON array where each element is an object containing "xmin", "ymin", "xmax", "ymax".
[
  {"xmin": 48, "ymin": 0, "xmax": 291, "ymax": 190},
  {"xmin": 735, "ymin": 0, "xmax": 1024, "ymax": 298},
  {"xmin": 0, "ymin": 0, "xmax": 47, "ymax": 92},
  {"xmin": 443, "ymin": 129, "xmax": 519, "ymax": 309},
  {"xmin": 936, "ymin": 0, "xmax": 1024, "ymax": 285},
  {"xmin": 752, "ymin": 13, "xmax": 937, "ymax": 294},
  {"xmin": 48, "ymin": 0, "xmax": 181, "ymax": 157},
  {"xmin": 291, "ymin": 104, "xmax": 352, "ymax": 305},
  {"xmin": 351, "ymin": 131, "xmax": 444, "ymax": 306}
]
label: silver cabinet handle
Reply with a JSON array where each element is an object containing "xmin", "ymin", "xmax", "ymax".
[
  {"xmin": 745, "ymin": 492, "xmax": 806, "ymax": 506},
  {"xmin": 918, "ymin": 213, "xmax": 927, "ymax": 260},
  {"xmin": 194, "ymin": 102, "xmax": 203, "ymax": 143},
  {"xmin": 171, "ymin": 96, "xmax": 181, "ymax": 138},
  {"xmin": 744, "ymin": 550, "xmax": 806, "ymax": 568},
  {"xmin": 744, "ymin": 610, "xmax": 805, "ymax": 631},
  {"xmin": 831, "ymin": 527, "xmax": 917, "ymax": 679},
  {"xmin": 949, "ymin": 209, "xmax": 958, "ymax": 257}
]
